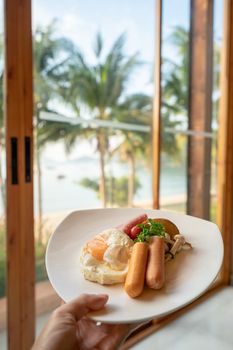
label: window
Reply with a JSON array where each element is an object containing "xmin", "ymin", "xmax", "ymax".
[
  {"xmin": 32, "ymin": 0, "xmax": 155, "ymax": 330},
  {"xmin": 2, "ymin": 1, "xmax": 232, "ymax": 349}
]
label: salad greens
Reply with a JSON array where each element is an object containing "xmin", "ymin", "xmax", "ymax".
[{"xmin": 134, "ymin": 218, "xmax": 166, "ymax": 243}]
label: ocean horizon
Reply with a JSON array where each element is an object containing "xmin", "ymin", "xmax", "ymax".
[{"xmin": 31, "ymin": 155, "xmax": 187, "ymax": 215}]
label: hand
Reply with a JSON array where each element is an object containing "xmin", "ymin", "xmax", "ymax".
[{"xmin": 32, "ymin": 294, "xmax": 136, "ymax": 350}]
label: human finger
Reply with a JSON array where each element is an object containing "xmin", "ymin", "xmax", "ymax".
[
  {"xmin": 57, "ymin": 293, "xmax": 108, "ymax": 321},
  {"xmin": 98, "ymin": 321, "xmax": 151, "ymax": 350}
]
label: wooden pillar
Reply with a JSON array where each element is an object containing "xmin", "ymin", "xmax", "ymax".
[
  {"xmin": 217, "ymin": 0, "xmax": 233, "ymax": 285},
  {"xmin": 152, "ymin": 0, "xmax": 162, "ymax": 209},
  {"xmin": 5, "ymin": 0, "xmax": 35, "ymax": 349},
  {"xmin": 187, "ymin": 0, "xmax": 214, "ymax": 219}
]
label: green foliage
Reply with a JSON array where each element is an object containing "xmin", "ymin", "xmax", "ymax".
[
  {"xmin": 161, "ymin": 26, "xmax": 189, "ymax": 158},
  {"xmin": 111, "ymin": 93, "xmax": 153, "ymax": 166},
  {"xmin": 0, "ymin": 223, "xmax": 6, "ymax": 297},
  {"xmin": 34, "ymin": 20, "xmax": 75, "ymax": 111},
  {"xmin": 79, "ymin": 178, "xmax": 99, "ymax": 192},
  {"xmin": 36, "ymin": 258, "xmax": 48, "ymax": 283},
  {"xmin": 135, "ymin": 219, "xmax": 166, "ymax": 242},
  {"xmin": 35, "ymin": 242, "xmax": 48, "ymax": 282},
  {"xmin": 80, "ymin": 175, "xmax": 141, "ymax": 206},
  {"xmin": 61, "ymin": 32, "xmax": 141, "ymax": 113},
  {"xmin": 162, "ymin": 26, "xmax": 189, "ymax": 113},
  {"xmin": 0, "ymin": 259, "xmax": 5, "ymax": 298}
]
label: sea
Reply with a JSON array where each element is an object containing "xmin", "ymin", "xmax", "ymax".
[
  {"xmin": 0, "ymin": 146, "xmax": 188, "ymax": 216},
  {"xmin": 32, "ymin": 155, "xmax": 187, "ymax": 215}
]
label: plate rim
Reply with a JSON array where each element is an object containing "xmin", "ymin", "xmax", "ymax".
[{"xmin": 45, "ymin": 208, "xmax": 224, "ymax": 323}]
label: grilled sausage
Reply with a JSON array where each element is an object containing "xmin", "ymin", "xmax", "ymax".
[
  {"xmin": 146, "ymin": 236, "xmax": 165, "ymax": 289},
  {"xmin": 119, "ymin": 214, "xmax": 148, "ymax": 236},
  {"xmin": 125, "ymin": 242, "xmax": 148, "ymax": 298}
]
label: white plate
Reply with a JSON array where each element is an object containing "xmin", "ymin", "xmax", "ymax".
[{"xmin": 46, "ymin": 208, "xmax": 224, "ymax": 324}]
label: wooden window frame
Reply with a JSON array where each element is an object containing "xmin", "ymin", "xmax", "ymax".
[
  {"xmin": 187, "ymin": 0, "xmax": 214, "ymax": 220},
  {"xmin": 5, "ymin": 0, "xmax": 35, "ymax": 349},
  {"xmin": 2, "ymin": 0, "xmax": 232, "ymax": 349},
  {"xmin": 152, "ymin": 0, "xmax": 232, "ymax": 285}
]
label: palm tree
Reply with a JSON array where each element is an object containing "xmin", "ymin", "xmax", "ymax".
[
  {"xmin": 111, "ymin": 93, "xmax": 152, "ymax": 206},
  {"xmin": 112, "ymin": 132, "xmax": 146, "ymax": 207},
  {"xmin": 162, "ymin": 26, "xmax": 189, "ymax": 116},
  {"xmin": 160, "ymin": 26, "xmax": 190, "ymax": 168},
  {"xmin": 33, "ymin": 21, "xmax": 75, "ymax": 242},
  {"xmin": 58, "ymin": 32, "xmax": 141, "ymax": 207},
  {"xmin": 161, "ymin": 25, "xmax": 221, "ymax": 217},
  {"xmin": 162, "ymin": 25, "xmax": 220, "ymax": 151},
  {"xmin": 113, "ymin": 84, "xmax": 187, "ymax": 206},
  {"xmin": 112, "ymin": 27, "xmax": 190, "ymax": 206}
]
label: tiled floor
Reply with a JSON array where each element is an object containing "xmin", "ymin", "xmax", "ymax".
[{"xmin": 0, "ymin": 287, "xmax": 233, "ymax": 349}]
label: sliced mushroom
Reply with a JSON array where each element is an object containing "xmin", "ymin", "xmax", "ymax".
[
  {"xmin": 170, "ymin": 234, "xmax": 185, "ymax": 256},
  {"xmin": 164, "ymin": 242, "xmax": 169, "ymax": 252},
  {"xmin": 165, "ymin": 252, "xmax": 174, "ymax": 261},
  {"xmin": 181, "ymin": 242, "xmax": 192, "ymax": 250},
  {"xmin": 164, "ymin": 233, "xmax": 174, "ymax": 245}
]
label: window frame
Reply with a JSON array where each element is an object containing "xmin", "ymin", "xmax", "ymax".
[{"xmin": 3, "ymin": 0, "xmax": 232, "ymax": 348}]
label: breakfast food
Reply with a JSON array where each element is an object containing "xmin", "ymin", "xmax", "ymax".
[
  {"xmin": 152, "ymin": 218, "xmax": 179, "ymax": 239},
  {"xmin": 80, "ymin": 214, "xmax": 192, "ymax": 297},
  {"xmin": 124, "ymin": 242, "xmax": 149, "ymax": 298},
  {"xmin": 146, "ymin": 236, "xmax": 165, "ymax": 289},
  {"xmin": 80, "ymin": 228, "xmax": 133, "ymax": 284},
  {"xmin": 117, "ymin": 213, "xmax": 148, "ymax": 239}
]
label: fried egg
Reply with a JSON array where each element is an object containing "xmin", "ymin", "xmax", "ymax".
[{"xmin": 80, "ymin": 228, "xmax": 133, "ymax": 284}]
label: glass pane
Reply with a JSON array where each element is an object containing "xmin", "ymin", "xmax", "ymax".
[
  {"xmin": 160, "ymin": 0, "xmax": 190, "ymax": 213},
  {"xmin": 0, "ymin": 0, "xmax": 6, "ymax": 348},
  {"xmin": 161, "ymin": 0, "xmax": 223, "ymax": 221},
  {"xmin": 32, "ymin": 0, "xmax": 154, "ymax": 331},
  {"xmin": 186, "ymin": 0, "xmax": 223, "ymax": 220}
]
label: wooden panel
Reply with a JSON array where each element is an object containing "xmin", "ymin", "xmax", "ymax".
[
  {"xmin": 187, "ymin": 0, "xmax": 214, "ymax": 219},
  {"xmin": 4, "ymin": 0, "xmax": 35, "ymax": 349},
  {"xmin": 217, "ymin": 0, "xmax": 233, "ymax": 285},
  {"xmin": 152, "ymin": 0, "xmax": 162, "ymax": 209}
]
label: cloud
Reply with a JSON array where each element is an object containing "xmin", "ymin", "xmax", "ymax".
[{"xmin": 32, "ymin": 0, "xmax": 154, "ymax": 93}]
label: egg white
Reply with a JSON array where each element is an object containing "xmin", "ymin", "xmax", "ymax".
[{"xmin": 80, "ymin": 228, "xmax": 133, "ymax": 285}]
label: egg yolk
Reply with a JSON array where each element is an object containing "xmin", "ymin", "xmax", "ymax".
[{"xmin": 86, "ymin": 235, "xmax": 108, "ymax": 261}]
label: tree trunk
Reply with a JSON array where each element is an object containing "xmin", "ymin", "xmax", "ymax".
[
  {"xmin": 127, "ymin": 152, "xmax": 135, "ymax": 207},
  {"xmin": 97, "ymin": 132, "xmax": 107, "ymax": 207}
]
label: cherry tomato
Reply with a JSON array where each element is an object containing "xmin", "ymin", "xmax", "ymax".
[{"xmin": 130, "ymin": 225, "xmax": 142, "ymax": 240}]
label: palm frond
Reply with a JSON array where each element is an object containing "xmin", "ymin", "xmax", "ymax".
[{"xmin": 93, "ymin": 32, "xmax": 104, "ymax": 58}]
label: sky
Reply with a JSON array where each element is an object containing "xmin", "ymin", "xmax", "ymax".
[
  {"xmin": 0, "ymin": 0, "xmax": 223, "ymax": 96},
  {"xmin": 0, "ymin": 0, "xmax": 224, "ymax": 161},
  {"xmin": 31, "ymin": 0, "xmax": 223, "ymax": 96},
  {"xmin": 32, "ymin": 0, "xmax": 156, "ymax": 97},
  {"xmin": 30, "ymin": 0, "xmax": 224, "ymax": 161},
  {"xmin": 0, "ymin": 0, "xmax": 224, "ymax": 69}
]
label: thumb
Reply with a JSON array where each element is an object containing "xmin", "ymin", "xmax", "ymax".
[{"xmin": 59, "ymin": 294, "xmax": 108, "ymax": 321}]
